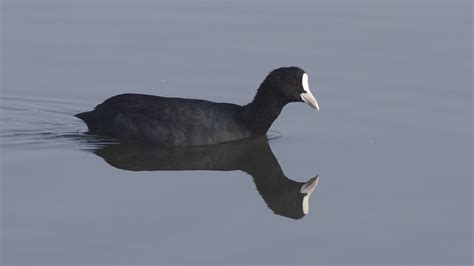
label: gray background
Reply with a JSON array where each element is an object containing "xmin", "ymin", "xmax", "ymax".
[{"xmin": 1, "ymin": 0, "xmax": 472, "ymax": 265}]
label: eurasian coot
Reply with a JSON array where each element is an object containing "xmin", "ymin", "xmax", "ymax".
[{"xmin": 75, "ymin": 66, "xmax": 319, "ymax": 146}]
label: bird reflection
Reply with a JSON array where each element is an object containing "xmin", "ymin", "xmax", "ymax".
[{"xmin": 91, "ymin": 137, "xmax": 320, "ymax": 219}]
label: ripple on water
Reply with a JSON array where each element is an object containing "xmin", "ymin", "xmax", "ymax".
[{"xmin": 0, "ymin": 95, "xmax": 117, "ymax": 150}]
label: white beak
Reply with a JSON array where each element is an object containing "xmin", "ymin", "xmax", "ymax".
[
  {"xmin": 300, "ymin": 92, "xmax": 320, "ymax": 111},
  {"xmin": 301, "ymin": 73, "xmax": 320, "ymax": 111}
]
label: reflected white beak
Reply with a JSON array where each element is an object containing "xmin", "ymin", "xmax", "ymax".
[
  {"xmin": 300, "ymin": 176, "xmax": 320, "ymax": 215},
  {"xmin": 300, "ymin": 92, "xmax": 320, "ymax": 111},
  {"xmin": 300, "ymin": 175, "xmax": 320, "ymax": 194}
]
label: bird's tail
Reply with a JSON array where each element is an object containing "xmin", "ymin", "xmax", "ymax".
[{"xmin": 74, "ymin": 111, "xmax": 97, "ymax": 131}]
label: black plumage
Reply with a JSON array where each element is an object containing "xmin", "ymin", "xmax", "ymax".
[{"xmin": 75, "ymin": 66, "xmax": 319, "ymax": 146}]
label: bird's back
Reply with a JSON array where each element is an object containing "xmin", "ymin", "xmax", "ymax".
[{"xmin": 75, "ymin": 93, "xmax": 251, "ymax": 146}]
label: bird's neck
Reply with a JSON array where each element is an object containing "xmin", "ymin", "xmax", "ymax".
[{"xmin": 239, "ymin": 85, "xmax": 288, "ymax": 135}]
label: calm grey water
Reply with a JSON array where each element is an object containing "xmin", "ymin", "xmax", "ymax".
[{"xmin": 1, "ymin": 1, "xmax": 472, "ymax": 265}]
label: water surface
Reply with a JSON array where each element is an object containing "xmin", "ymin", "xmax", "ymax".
[{"xmin": 1, "ymin": 1, "xmax": 472, "ymax": 265}]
